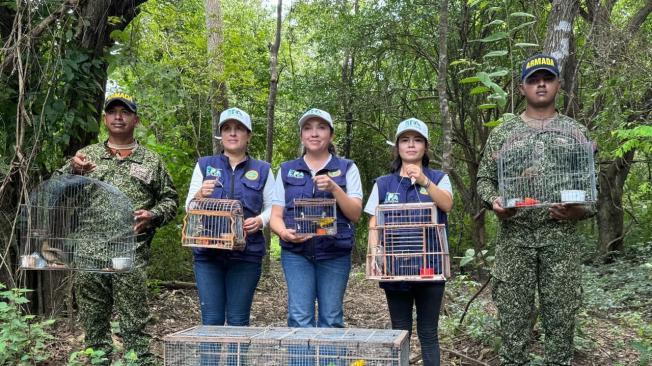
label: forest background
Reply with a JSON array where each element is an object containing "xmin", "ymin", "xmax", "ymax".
[{"xmin": 0, "ymin": 0, "xmax": 651, "ymax": 365}]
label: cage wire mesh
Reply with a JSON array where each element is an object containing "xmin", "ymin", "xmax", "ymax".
[
  {"xmin": 367, "ymin": 203, "xmax": 450, "ymax": 281},
  {"xmin": 293, "ymin": 198, "xmax": 337, "ymax": 236},
  {"xmin": 182, "ymin": 198, "xmax": 246, "ymax": 250},
  {"xmin": 497, "ymin": 119, "xmax": 597, "ymax": 208},
  {"xmin": 18, "ymin": 175, "xmax": 137, "ymax": 272},
  {"xmin": 164, "ymin": 325, "xmax": 409, "ymax": 366}
]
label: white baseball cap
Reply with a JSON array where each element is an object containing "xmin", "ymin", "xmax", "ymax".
[
  {"xmin": 218, "ymin": 107, "xmax": 252, "ymax": 133},
  {"xmin": 395, "ymin": 118, "xmax": 429, "ymax": 142},
  {"xmin": 298, "ymin": 108, "xmax": 333, "ymax": 129}
]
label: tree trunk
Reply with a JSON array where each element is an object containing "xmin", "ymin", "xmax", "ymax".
[
  {"xmin": 65, "ymin": 0, "xmax": 148, "ymax": 156},
  {"xmin": 263, "ymin": 0, "xmax": 282, "ymax": 272},
  {"xmin": 341, "ymin": 0, "xmax": 357, "ymax": 159},
  {"xmin": 437, "ymin": 0, "xmax": 453, "ymax": 174},
  {"xmin": 205, "ymin": 0, "xmax": 228, "ymax": 154},
  {"xmin": 597, "ymin": 150, "xmax": 635, "ymax": 259},
  {"xmin": 542, "ymin": 0, "xmax": 580, "ymax": 118}
]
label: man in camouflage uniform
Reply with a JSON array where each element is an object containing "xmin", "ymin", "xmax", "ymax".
[
  {"xmin": 477, "ymin": 54, "xmax": 595, "ymax": 365},
  {"xmin": 61, "ymin": 92, "xmax": 178, "ymax": 365}
]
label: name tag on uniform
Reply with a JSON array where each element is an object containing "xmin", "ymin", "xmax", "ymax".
[{"xmin": 130, "ymin": 164, "xmax": 152, "ymax": 184}]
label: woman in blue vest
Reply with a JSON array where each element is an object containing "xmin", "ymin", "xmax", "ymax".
[
  {"xmin": 270, "ymin": 108, "xmax": 363, "ymax": 328},
  {"xmin": 185, "ymin": 107, "xmax": 274, "ymax": 327},
  {"xmin": 364, "ymin": 118, "xmax": 453, "ymax": 366}
]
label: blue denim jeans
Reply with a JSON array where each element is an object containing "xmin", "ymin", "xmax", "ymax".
[
  {"xmin": 280, "ymin": 249, "xmax": 351, "ymax": 328},
  {"xmin": 193, "ymin": 257, "xmax": 262, "ymax": 326}
]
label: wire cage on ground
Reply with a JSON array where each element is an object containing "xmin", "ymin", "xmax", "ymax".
[
  {"xmin": 18, "ymin": 175, "xmax": 137, "ymax": 273},
  {"xmin": 293, "ymin": 198, "xmax": 337, "ymax": 236},
  {"xmin": 366, "ymin": 203, "xmax": 450, "ymax": 281},
  {"xmin": 497, "ymin": 119, "xmax": 597, "ymax": 208},
  {"xmin": 182, "ymin": 198, "xmax": 246, "ymax": 250},
  {"xmin": 164, "ymin": 325, "xmax": 410, "ymax": 366}
]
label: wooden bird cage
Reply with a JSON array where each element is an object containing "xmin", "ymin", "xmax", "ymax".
[
  {"xmin": 182, "ymin": 198, "xmax": 246, "ymax": 250},
  {"xmin": 164, "ymin": 325, "xmax": 409, "ymax": 366},
  {"xmin": 18, "ymin": 175, "xmax": 138, "ymax": 273},
  {"xmin": 367, "ymin": 203, "xmax": 450, "ymax": 281},
  {"xmin": 293, "ymin": 198, "xmax": 337, "ymax": 236},
  {"xmin": 497, "ymin": 119, "xmax": 597, "ymax": 208}
]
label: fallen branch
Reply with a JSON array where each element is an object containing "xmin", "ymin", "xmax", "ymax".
[
  {"xmin": 441, "ymin": 347, "xmax": 491, "ymax": 366},
  {"xmin": 156, "ymin": 280, "xmax": 196, "ymax": 290},
  {"xmin": 459, "ymin": 274, "xmax": 492, "ymax": 325}
]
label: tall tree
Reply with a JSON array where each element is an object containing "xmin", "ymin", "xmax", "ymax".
[
  {"xmin": 205, "ymin": 0, "xmax": 228, "ymax": 154},
  {"xmin": 437, "ymin": 0, "xmax": 452, "ymax": 174}
]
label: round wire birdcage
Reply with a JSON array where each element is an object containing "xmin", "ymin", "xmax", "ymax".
[
  {"xmin": 496, "ymin": 118, "xmax": 597, "ymax": 208},
  {"xmin": 18, "ymin": 175, "xmax": 137, "ymax": 272}
]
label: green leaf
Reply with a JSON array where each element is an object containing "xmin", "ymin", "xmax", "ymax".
[
  {"xmin": 509, "ymin": 12, "xmax": 535, "ymax": 19},
  {"xmin": 478, "ymin": 103, "xmax": 497, "ymax": 110},
  {"xmin": 470, "ymin": 86, "xmax": 490, "ymax": 95},
  {"xmin": 488, "ymin": 69, "xmax": 510, "ymax": 77},
  {"xmin": 482, "ymin": 19, "xmax": 505, "ymax": 29},
  {"xmin": 483, "ymin": 50, "xmax": 508, "ymax": 58},
  {"xmin": 450, "ymin": 59, "xmax": 470, "ymax": 67},
  {"xmin": 510, "ymin": 21, "xmax": 537, "ymax": 33},
  {"xmin": 460, "ymin": 256, "xmax": 475, "ymax": 267},
  {"xmin": 460, "ymin": 76, "xmax": 481, "ymax": 84},
  {"xmin": 514, "ymin": 42, "xmax": 539, "ymax": 48},
  {"xmin": 483, "ymin": 119, "xmax": 501, "ymax": 127},
  {"xmin": 472, "ymin": 31, "xmax": 508, "ymax": 43}
]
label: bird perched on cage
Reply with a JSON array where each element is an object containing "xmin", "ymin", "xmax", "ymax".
[
  {"xmin": 316, "ymin": 216, "xmax": 335, "ymax": 228},
  {"xmin": 349, "ymin": 360, "xmax": 365, "ymax": 366}
]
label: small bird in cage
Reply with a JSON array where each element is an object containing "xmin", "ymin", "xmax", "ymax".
[{"xmin": 40, "ymin": 241, "xmax": 69, "ymax": 267}]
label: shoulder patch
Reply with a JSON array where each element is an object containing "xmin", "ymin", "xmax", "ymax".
[
  {"xmin": 327, "ymin": 169, "xmax": 342, "ymax": 178},
  {"xmin": 245, "ymin": 169, "xmax": 259, "ymax": 181}
]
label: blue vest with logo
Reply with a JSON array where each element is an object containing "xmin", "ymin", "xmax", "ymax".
[
  {"xmin": 194, "ymin": 155, "xmax": 270, "ymax": 263},
  {"xmin": 375, "ymin": 168, "xmax": 448, "ymax": 290},
  {"xmin": 279, "ymin": 156, "xmax": 355, "ymax": 260}
]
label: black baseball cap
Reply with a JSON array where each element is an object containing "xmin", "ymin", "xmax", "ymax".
[
  {"xmin": 521, "ymin": 54, "xmax": 560, "ymax": 81},
  {"xmin": 104, "ymin": 92, "xmax": 138, "ymax": 113}
]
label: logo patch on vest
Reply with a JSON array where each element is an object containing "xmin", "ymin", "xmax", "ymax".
[
  {"xmin": 384, "ymin": 192, "xmax": 400, "ymax": 204},
  {"xmin": 206, "ymin": 165, "xmax": 222, "ymax": 179},
  {"xmin": 287, "ymin": 169, "xmax": 305, "ymax": 178},
  {"xmin": 327, "ymin": 169, "xmax": 342, "ymax": 178},
  {"xmin": 245, "ymin": 170, "xmax": 259, "ymax": 181},
  {"xmin": 419, "ymin": 186, "xmax": 428, "ymax": 195},
  {"xmin": 130, "ymin": 164, "xmax": 152, "ymax": 184}
]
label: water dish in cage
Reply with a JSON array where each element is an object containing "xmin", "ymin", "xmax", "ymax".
[
  {"xmin": 560, "ymin": 189, "xmax": 586, "ymax": 203},
  {"xmin": 112, "ymin": 257, "xmax": 133, "ymax": 271}
]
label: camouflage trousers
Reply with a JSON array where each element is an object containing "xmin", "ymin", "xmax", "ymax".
[
  {"xmin": 76, "ymin": 266, "xmax": 155, "ymax": 365},
  {"xmin": 492, "ymin": 235, "xmax": 582, "ymax": 366}
]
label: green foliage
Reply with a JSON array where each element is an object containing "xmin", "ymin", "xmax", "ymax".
[
  {"xmin": 439, "ymin": 275, "xmax": 500, "ymax": 350},
  {"xmin": 67, "ymin": 348, "xmax": 139, "ymax": 366},
  {"xmin": 0, "ymin": 284, "xmax": 55, "ymax": 366}
]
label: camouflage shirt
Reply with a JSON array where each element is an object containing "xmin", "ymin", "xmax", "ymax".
[
  {"xmin": 477, "ymin": 114, "xmax": 596, "ymax": 247},
  {"xmin": 59, "ymin": 141, "xmax": 179, "ymax": 231}
]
